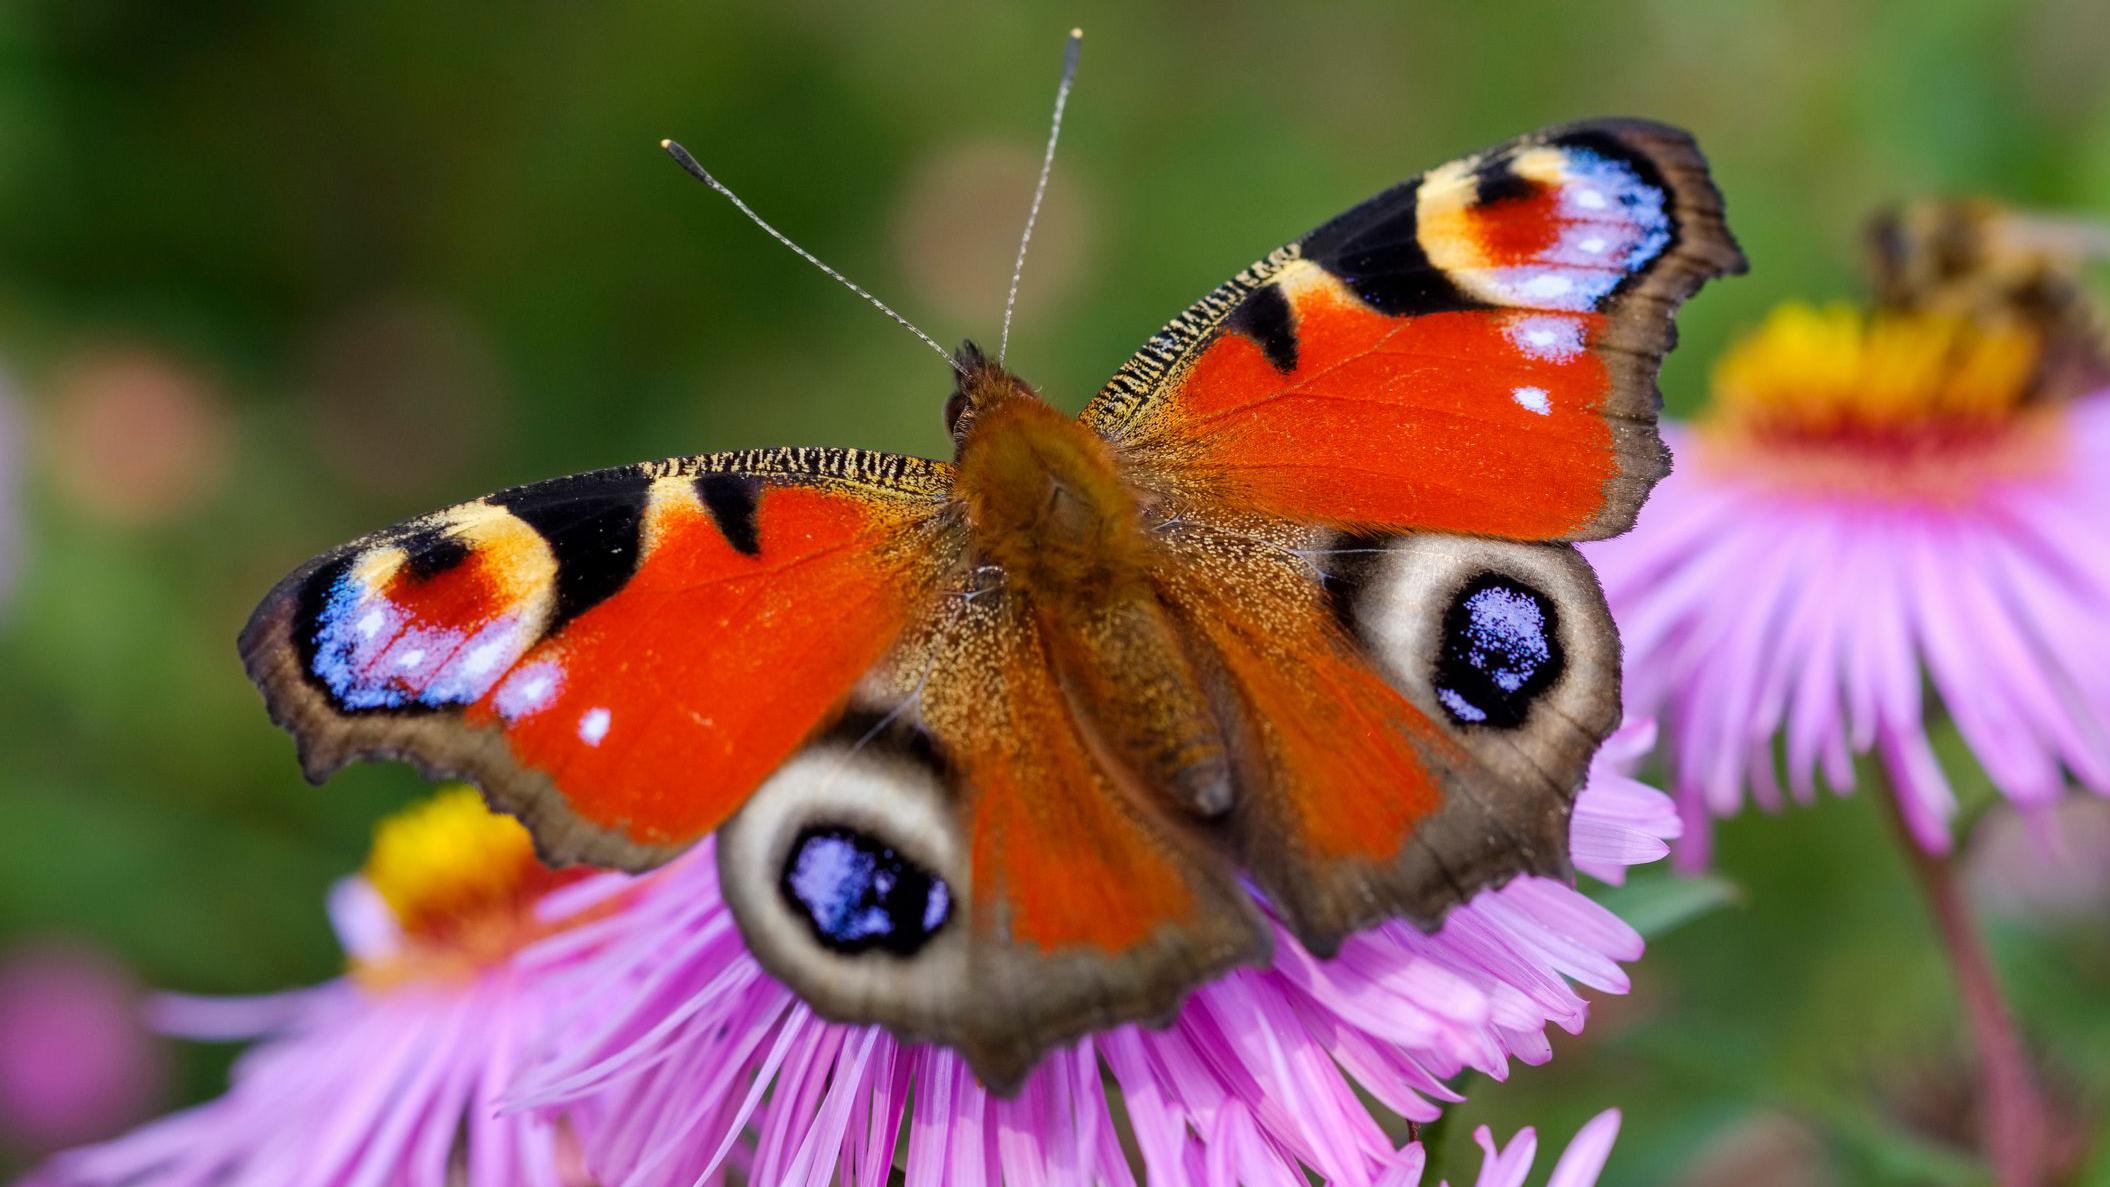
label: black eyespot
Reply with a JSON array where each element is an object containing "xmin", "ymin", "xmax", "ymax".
[
  {"xmin": 1433, "ymin": 574, "xmax": 1563, "ymax": 728},
  {"xmin": 943, "ymin": 390, "xmax": 970, "ymax": 435},
  {"xmin": 779, "ymin": 825, "xmax": 951, "ymax": 956}
]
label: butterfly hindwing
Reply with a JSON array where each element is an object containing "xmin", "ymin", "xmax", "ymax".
[
  {"xmin": 1084, "ymin": 118, "xmax": 1745, "ymax": 542},
  {"xmin": 241, "ymin": 448, "xmax": 954, "ymax": 869},
  {"xmin": 1142, "ymin": 515, "xmax": 1617, "ymax": 953}
]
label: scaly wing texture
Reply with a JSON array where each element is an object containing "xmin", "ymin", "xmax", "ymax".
[
  {"xmin": 1148, "ymin": 518, "xmax": 1620, "ymax": 954},
  {"xmin": 715, "ymin": 590, "xmax": 1269, "ymax": 1092},
  {"xmin": 1083, "ymin": 118, "xmax": 1745, "ymax": 541},
  {"xmin": 241, "ymin": 448, "xmax": 955, "ymax": 869}
]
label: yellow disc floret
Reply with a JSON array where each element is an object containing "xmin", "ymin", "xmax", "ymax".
[
  {"xmin": 356, "ymin": 787, "xmax": 580, "ymax": 984},
  {"xmin": 1696, "ymin": 302, "xmax": 2063, "ymax": 500},
  {"xmin": 366, "ymin": 786, "xmax": 543, "ymax": 938},
  {"xmin": 1709, "ymin": 302, "xmax": 2039, "ymax": 438}
]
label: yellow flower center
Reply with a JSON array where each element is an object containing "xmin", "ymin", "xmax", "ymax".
[
  {"xmin": 1696, "ymin": 302, "xmax": 2064, "ymax": 499},
  {"xmin": 355, "ymin": 786, "xmax": 582, "ymax": 985}
]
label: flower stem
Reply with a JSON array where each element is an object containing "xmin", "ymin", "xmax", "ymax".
[{"xmin": 1883, "ymin": 799, "xmax": 2049, "ymax": 1187}]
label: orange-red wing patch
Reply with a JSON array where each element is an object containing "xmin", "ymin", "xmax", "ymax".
[
  {"xmin": 241, "ymin": 448, "xmax": 954, "ymax": 869},
  {"xmin": 866, "ymin": 594, "xmax": 1268, "ymax": 1086},
  {"xmin": 1151, "ymin": 534, "xmax": 1464, "ymax": 950},
  {"xmin": 906, "ymin": 601, "xmax": 1244, "ymax": 956},
  {"xmin": 463, "ymin": 482, "xmax": 929, "ymax": 849},
  {"xmin": 1161, "ymin": 286, "xmax": 1620, "ymax": 538},
  {"xmin": 1085, "ymin": 119, "xmax": 1744, "ymax": 542}
]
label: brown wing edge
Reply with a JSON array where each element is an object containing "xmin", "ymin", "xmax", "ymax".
[
  {"xmin": 1556, "ymin": 118, "xmax": 1748, "ymax": 541},
  {"xmin": 239, "ymin": 574, "xmax": 690, "ymax": 872}
]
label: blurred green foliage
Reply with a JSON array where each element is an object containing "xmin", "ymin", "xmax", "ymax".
[{"xmin": 1, "ymin": 0, "xmax": 2106, "ymax": 1181}]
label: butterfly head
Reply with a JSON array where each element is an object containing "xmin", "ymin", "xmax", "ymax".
[{"xmin": 945, "ymin": 339, "xmax": 1044, "ymax": 448}]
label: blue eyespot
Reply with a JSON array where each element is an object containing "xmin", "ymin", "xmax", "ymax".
[
  {"xmin": 780, "ymin": 826, "xmax": 951, "ymax": 956},
  {"xmin": 1433, "ymin": 575, "xmax": 1563, "ymax": 728}
]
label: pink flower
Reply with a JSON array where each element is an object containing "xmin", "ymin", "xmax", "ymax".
[
  {"xmin": 0, "ymin": 943, "xmax": 164, "ymax": 1153},
  {"xmin": 33, "ymin": 790, "xmax": 605, "ymax": 1187},
  {"xmin": 1586, "ymin": 300, "xmax": 2110, "ymax": 864},
  {"xmin": 1392, "ymin": 1110, "xmax": 1622, "ymax": 1187},
  {"xmin": 511, "ymin": 724, "xmax": 1674, "ymax": 1187}
]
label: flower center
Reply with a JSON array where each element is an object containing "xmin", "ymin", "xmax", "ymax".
[
  {"xmin": 356, "ymin": 786, "xmax": 583, "ymax": 983},
  {"xmin": 1695, "ymin": 302, "xmax": 2065, "ymax": 499}
]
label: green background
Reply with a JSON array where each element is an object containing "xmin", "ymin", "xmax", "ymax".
[{"xmin": 2, "ymin": 1, "xmax": 2106, "ymax": 1182}]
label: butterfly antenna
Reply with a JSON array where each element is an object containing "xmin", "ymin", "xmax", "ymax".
[
  {"xmin": 661, "ymin": 138, "xmax": 966, "ymax": 376},
  {"xmin": 997, "ymin": 27, "xmax": 1083, "ymax": 367}
]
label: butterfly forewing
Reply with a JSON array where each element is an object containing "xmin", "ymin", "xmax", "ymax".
[
  {"xmin": 1084, "ymin": 118, "xmax": 1745, "ymax": 541},
  {"xmin": 241, "ymin": 448, "xmax": 956, "ymax": 869}
]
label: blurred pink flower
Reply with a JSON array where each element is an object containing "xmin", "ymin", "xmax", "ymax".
[
  {"xmin": 1390, "ymin": 1110, "xmax": 1622, "ymax": 1187},
  {"xmin": 41, "ymin": 345, "xmax": 231, "ymax": 527},
  {"xmin": 1586, "ymin": 304, "xmax": 2110, "ymax": 864},
  {"xmin": 1968, "ymin": 796, "xmax": 2110, "ymax": 920},
  {"xmin": 0, "ymin": 944, "xmax": 164, "ymax": 1153},
  {"xmin": 511, "ymin": 723, "xmax": 1673, "ymax": 1187}
]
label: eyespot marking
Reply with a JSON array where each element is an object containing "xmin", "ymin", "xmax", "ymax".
[
  {"xmin": 780, "ymin": 825, "xmax": 952, "ymax": 956},
  {"xmin": 1434, "ymin": 574, "xmax": 1563, "ymax": 728}
]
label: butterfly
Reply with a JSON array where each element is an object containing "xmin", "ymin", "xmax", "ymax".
[{"xmin": 241, "ymin": 115, "xmax": 1742, "ymax": 1092}]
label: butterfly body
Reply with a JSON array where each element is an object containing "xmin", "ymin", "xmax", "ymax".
[
  {"xmin": 951, "ymin": 355, "xmax": 1240, "ymax": 818},
  {"xmin": 242, "ymin": 119, "xmax": 1744, "ymax": 1090}
]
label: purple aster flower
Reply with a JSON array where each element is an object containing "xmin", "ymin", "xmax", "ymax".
[
  {"xmin": 1404, "ymin": 1110, "xmax": 1621, "ymax": 1187},
  {"xmin": 32, "ymin": 788, "xmax": 612, "ymax": 1187},
  {"xmin": 1587, "ymin": 300, "xmax": 2110, "ymax": 865},
  {"xmin": 507, "ymin": 723, "xmax": 1672, "ymax": 1187}
]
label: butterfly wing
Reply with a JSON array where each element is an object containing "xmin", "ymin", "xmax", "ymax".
[
  {"xmin": 1155, "ymin": 517, "xmax": 1621, "ymax": 952},
  {"xmin": 715, "ymin": 590, "xmax": 1269, "ymax": 1091},
  {"xmin": 1085, "ymin": 120, "xmax": 1739, "ymax": 952},
  {"xmin": 240, "ymin": 448, "xmax": 955, "ymax": 869},
  {"xmin": 1085, "ymin": 118, "xmax": 1744, "ymax": 541}
]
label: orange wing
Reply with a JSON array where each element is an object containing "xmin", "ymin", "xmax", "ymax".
[
  {"xmin": 240, "ymin": 448, "xmax": 954, "ymax": 868},
  {"xmin": 1084, "ymin": 119, "xmax": 1744, "ymax": 541}
]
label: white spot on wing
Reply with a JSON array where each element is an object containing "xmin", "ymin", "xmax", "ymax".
[
  {"xmin": 495, "ymin": 662, "xmax": 562, "ymax": 721},
  {"xmin": 397, "ymin": 648, "xmax": 426, "ymax": 668},
  {"xmin": 1513, "ymin": 386, "xmax": 1552, "ymax": 415},
  {"xmin": 356, "ymin": 609, "xmax": 385, "ymax": 639},
  {"xmin": 462, "ymin": 638, "xmax": 509, "ymax": 677},
  {"xmin": 1522, "ymin": 273, "xmax": 1573, "ymax": 300},
  {"xmin": 579, "ymin": 707, "xmax": 612, "ymax": 746},
  {"xmin": 1573, "ymin": 187, "xmax": 1608, "ymax": 210},
  {"xmin": 1506, "ymin": 315, "xmax": 1586, "ymax": 362}
]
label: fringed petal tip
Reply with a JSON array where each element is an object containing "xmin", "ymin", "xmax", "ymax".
[
  {"xmin": 37, "ymin": 724, "xmax": 1678, "ymax": 1187},
  {"xmin": 501, "ymin": 732, "xmax": 1673, "ymax": 1187}
]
